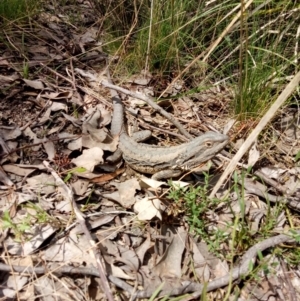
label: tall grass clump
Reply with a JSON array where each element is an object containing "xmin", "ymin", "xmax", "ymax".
[
  {"xmin": 0, "ymin": 0, "xmax": 39, "ymax": 22},
  {"xmin": 96, "ymin": 0, "xmax": 299, "ymax": 118}
]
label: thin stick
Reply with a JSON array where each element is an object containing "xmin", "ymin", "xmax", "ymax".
[
  {"xmin": 145, "ymin": 0, "xmax": 154, "ymax": 72},
  {"xmin": 100, "ymin": 79, "xmax": 193, "ymax": 140},
  {"xmin": 43, "ymin": 161, "xmax": 114, "ymax": 301}
]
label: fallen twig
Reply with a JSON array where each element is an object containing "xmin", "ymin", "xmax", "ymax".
[
  {"xmin": 100, "ymin": 78, "xmax": 193, "ymax": 140},
  {"xmin": 135, "ymin": 230, "xmax": 300, "ymax": 299},
  {"xmin": 1, "ymin": 231, "xmax": 299, "ymax": 299},
  {"xmin": 242, "ymin": 178, "xmax": 300, "ymax": 212}
]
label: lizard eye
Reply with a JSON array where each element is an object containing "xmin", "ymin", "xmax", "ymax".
[{"xmin": 205, "ymin": 141, "xmax": 213, "ymax": 148}]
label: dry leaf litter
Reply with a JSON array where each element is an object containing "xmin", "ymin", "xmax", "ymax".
[{"xmin": 0, "ymin": 3, "xmax": 300, "ymax": 301}]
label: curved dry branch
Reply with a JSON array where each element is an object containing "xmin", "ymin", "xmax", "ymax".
[{"xmin": 1, "ymin": 231, "xmax": 299, "ymax": 299}]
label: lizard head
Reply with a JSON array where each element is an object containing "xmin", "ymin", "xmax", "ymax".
[{"xmin": 177, "ymin": 132, "xmax": 229, "ymax": 169}]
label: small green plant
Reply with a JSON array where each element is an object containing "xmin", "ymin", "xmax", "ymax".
[
  {"xmin": 0, "ymin": 201, "xmax": 57, "ymax": 242},
  {"xmin": 1, "ymin": 210, "xmax": 31, "ymax": 241},
  {"xmin": 250, "ymin": 249, "xmax": 280, "ymax": 282},
  {"xmin": 148, "ymin": 281, "xmax": 165, "ymax": 301},
  {"xmin": 206, "ymin": 228, "xmax": 229, "ymax": 254},
  {"xmin": 289, "ymin": 229, "xmax": 300, "ymax": 243},
  {"xmin": 64, "ymin": 167, "xmax": 87, "ymax": 183},
  {"xmin": 257, "ymin": 250, "xmax": 271, "ymax": 275},
  {"xmin": 262, "ymin": 202, "xmax": 284, "ymax": 234},
  {"xmin": 276, "ymin": 246, "xmax": 300, "ymax": 266},
  {"xmin": 22, "ymin": 61, "xmax": 29, "ymax": 79},
  {"xmin": 23, "ymin": 202, "xmax": 52, "ymax": 224},
  {"xmin": 167, "ymin": 172, "xmax": 227, "ymax": 253},
  {"xmin": 295, "ymin": 151, "xmax": 300, "ymax": 163}
]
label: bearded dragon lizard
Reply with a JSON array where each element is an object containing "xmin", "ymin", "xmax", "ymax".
[{"xmin": 107, "ymin": 76, "xmax": 229, "ymax": 180}]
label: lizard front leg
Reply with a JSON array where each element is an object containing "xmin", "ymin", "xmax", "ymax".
[{"xmin": 152, "ymin": 169, "xmax": 183, "ymax": 180}]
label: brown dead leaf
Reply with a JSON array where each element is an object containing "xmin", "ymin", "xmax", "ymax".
[
  {"xmin": 82, "ymin": 214, "xmax": 116, "ymax": 232},
  {"xmin": 43, "ymin": 91, "xmax": 72, "ymax": 100},
  {"xmin": 42, "ymin": 228, "xmax": 96, "ymax": 265},
  {"xmin": 34, "ymin": 277, "xmax": 58, "ymax": 301},
  {"xmin": 23, "ymin": 224, "xmax": 57, "ymax": 255},
  {"xmin": 117, "ymin": 244, "xmax": 140, "ymax": 271},
  {"xmin": 3, "ymin": 257, "xmax": 32, "ymax": 298},
  {"xmin": 127, "ymin": 69, "xmax": 152, "ymax": 85},
  {"xmin": 103, "ymin": 178, "xmax": 140, "ymax": 208},
  {"xmin": 213, "ymin": 259, "xmax": 229, "ymax": 279},
  {"xmin": 190, "ymin": 238, "xmax": 210, "ymax": 282},
  {"xmin": 0, "ymin": 166, "xmax": 14, "ymax": 186},
  {"xmin": 0, "ymin": 125, "xmax": 22, "ymax": 140},
  {"xmin": 27, "ymin": 45, "xmax": 49, "ymax": 55},
  {"xmin": 78, "ymin": 27, "xmax": 98, "ymax": 44},
  {"xmin": 260, "ymin": 166, "xmax": 286, "ymax": 179},
  {"xmin": 39, "ymin": 12, "xmax": 61, "ymax": 22},
  {"xmin": 61, "ymin": 113, "xmax": 82, "ymax": 127},
  {"xmin": 139, "ymin": 177, "xmax": 165, "ymax": 189},
  {"xmin": 71, "ymin": 147, "xmax": 104, "ymax": 171},
  {"xmin": 38, "ymin": 106, "xmax": 52, "ymax": 125},
  {"xmin": 153, "ymin": 226, "xmax": 187, "ymax": 278},
  {"xmin": 0, "ymin": 57, "xmax": 12, "ymax": 67},
  {"xmin": 136, "ymin": 234, "xmax": 154, "ymax": 264},
  {"xmin": 0, "ymin": 73, "xmax": 19, "ymax": 84},
  {"xmin": 98, "ymin": 235, "xmax": 119, "ymax": 262},
  {"xmin": 23, "ymin": 127, "xmax": 43, "ymax": 151},
  {"xmin": 91, "ymin": 168, "xmax": 125, "ymax": 183},
  {"xmin": 249, "ymin": 204, "xmax": 267, "ymax": 233},
  {"xmin": 276, "ymin": 115, "xmax": 300, "ymax": 156},
  {"xmin": 55, "ymin": 195, "xmax": 73, "ymax": 213},
  {"xmin": 134, "ymin": 197, "xmax": 163, "ymax": 220},
  {"xmin": 49, "ymin": 100, "xmax": 68, "ymax": 112},
  {"xmin": 248, "ymin": 140, "xmax": 260, "ymax": 167},
  {"xmin": 67, "ymin": 137, "xmax": 82, "ymax": 150},
  {"xmin": 23, "ymin": 79, "xmax": 44, "ymax": 90},
  {"xmin": 25, "ymin": 173, "xmax": 56, "ymax": 195},
  {"xmin": 82, "ymin": 128, "xmax": 117, "ymax": 151},
  {"xmin": 110, "ymin": 264, "xmax": 135, "ymax": 280},
  {"xmin": 81, "ymin": 105, "xmax": 117, "ymax": 151},
  {"xmin": 2, "ymin": 164, "xmax": 36, "ymax": 177},
  {"xmin": 43, "ymin": 140, "xmax": 56, "ymax": 160},
  {"xmin": 70, "ymin": 179, "xmax": 89, "ymax": 195}
]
